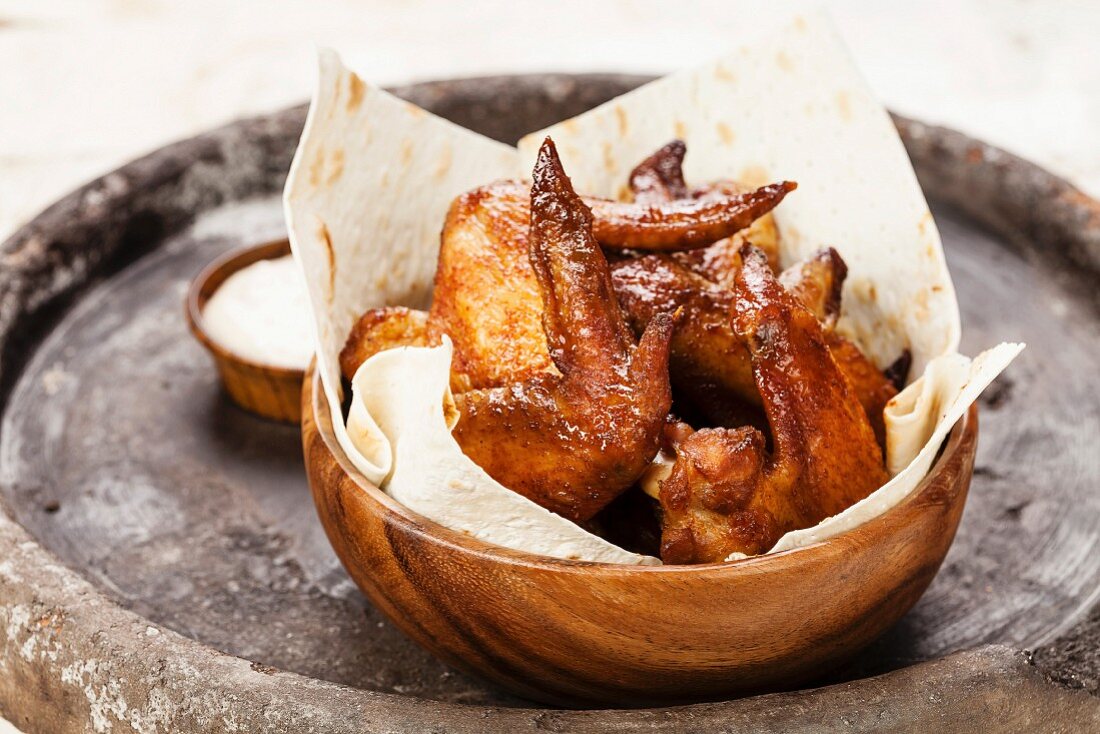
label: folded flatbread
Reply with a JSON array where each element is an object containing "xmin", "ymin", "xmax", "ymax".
[{"xmin": 284, "ymin": 12, "xmax": 1021, "ymax": 563}]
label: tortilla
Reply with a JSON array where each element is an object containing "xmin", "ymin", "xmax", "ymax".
[
  {"xmin": 285, "ymin": 13, "xmax": 1021, "ymax": 564},
  {"xmin": 284, "ymin": 49, "xmax": 520, "ymax": 485}
]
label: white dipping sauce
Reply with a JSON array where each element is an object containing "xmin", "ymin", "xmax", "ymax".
[{"xmin": 202, "ymin": 255, "xmax": 313, "ymax": 370}]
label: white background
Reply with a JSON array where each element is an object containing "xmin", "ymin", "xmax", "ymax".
[
  {"xmin": 1, "ymin": 1, "xmax": 1097, "ymax": 730},
  {"xmin": 0, "ymin": 0, "xmax": 1098, "ymax": 244}
]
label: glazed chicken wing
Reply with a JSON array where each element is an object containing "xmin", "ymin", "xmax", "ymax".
[
  {"xmin": 586, "ymin": 180, "xmax": 795, "ymax": 251},
  {"xmin": 338, "ymin": 137, "xmax": 900, "ymax": 563},
  {"xmin": 426, "ymin": 180, "xmax": 551, "ymax": 390},
  {"xmin": 611, "ymin": 254, "xmax": 756, "ymax": 423},
  {"xmin": 659, "ymin": 245, "xmax": 889, "ymax": 563},
  {"xmin": 345, "ymin": 138, "xmax": 894, "ymax": 444},
  {"xmin": 611, "ymin": 246, "xmax": 896, "ymax": 442},
  {"xmin": 450, "ymin": 138, "xmax": 676, "ymax": 523},
  {"xmin": 780, "ymin": 249, "xmax": 898, "ymax": 444},
  {"xmin": 612, "ymin": 135, "xmax": 901, "ymax": 445},
  {"xmin": 426, "ymin": 146, "xmax": 793, "ymax": 390},
  {"xmin": 627, "ymin": 139, "xmax": 783, "ymax": 277}
]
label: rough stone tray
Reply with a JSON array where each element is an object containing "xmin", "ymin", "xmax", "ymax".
[{"xmin": 1, "ymin": 75, "xmax": 1098, "ymax": 732}]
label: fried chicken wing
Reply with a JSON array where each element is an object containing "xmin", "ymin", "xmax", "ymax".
[
  {"xmin": 426, "ymin": 180, "xmax": 551, "ymax": 389},
  {"xmin": 626, "ymin": 140, "xmax": 782, "ymax": 277},
  {"xmin": 611, "ymin": 247, "xmax": 857, "ymax": 413},
  {"xmin": 611, "ymin": 254, "xmax": 754, "ymax": 421},
  {"xmin": 658, "ymin": 245, "xmax": 889, "ymax": 563},
  {"xmin": 348, "ymin": 191, "xmax": 894, "ymax": 448},
  {"xmin": 586, "ymin": 181, "xmax": 795, "ymax": 251},
  {"xmin": 426, "ymin": 149, "xmax": 792, "ymax": 390},
  {"xmin": 669, "ymin": 195, "xmax": 782, "ymax": 283},
  {"xmin": 776, "ymin": 248, "xmax": 897, "ymax": 444},
  {"xmin": 340, "ymin": 306, "xmax": 431, "ymax": 382},
  {"xmin": 450, "ymin": 138, "xmax": 676, "ymax": 523}
]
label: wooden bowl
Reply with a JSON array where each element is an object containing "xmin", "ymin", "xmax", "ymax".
[
  {"xmin": 303, "ymin": 366, "xmax": 978, "ymax": 707},
  {"xmin": 186, "ymin": 239, "xmax": 304, "ymax": 423}
]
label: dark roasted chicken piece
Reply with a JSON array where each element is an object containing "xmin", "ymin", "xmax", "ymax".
[
  {"xmin": 338, "ymin": 138, "xmax": 897, "ymax": 551},
  {"xmin": 658, "ymin": 246, "xmax": 889, "ymax": 563},
  {"xmin": 425, "ymin": 180, "xmax": 550, "ymax": 390},
  {"xmin": 612, "ymin": 140, "xmax": 897, "ymax": 443},
  {"xmin": 613, "ymin": 250, "xmax": 896, "ymax": 445},
  {"xmin": 449, "ymin": 138, "xmax": 676, "ymax": 523},
  {"xmin": 628, "ymin": 139, "xmax": 783, "ymax": 277},
  {"xmin": 585, "ymin": 181, "xmax": 795, "ymax": 251},
  {"xmin": 343, "ymin": 139, "xmax": 895, "ymax": 445},
  {"xmin": 422, "ymin": 148, "xmax": 793, "ymax": 391},
  {"xmin": 611, "ymin": 246, "xmax": 895, "ymax": 444},
  {"xmin": 611, "ymin": 254, "xmax": 756, "ymax": 421}
]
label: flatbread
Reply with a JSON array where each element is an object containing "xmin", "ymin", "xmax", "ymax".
[
  {"xmin": 285, "ymin": 14, "xmax": 1021, "ymax": 564},
  {"xmin": 284, "ymin": 49, "xmax": 520, "ymax": 484},
  {"xmin": 285, "ymin": 52, "xmax": 657, "ymax": 562}
]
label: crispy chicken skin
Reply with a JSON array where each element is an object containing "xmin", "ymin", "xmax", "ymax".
[
  {"xmin": 450, "ymin": 139, "xmax": 676, "ymax": 523},
  {"xmin": 339, "ymin": 306, "xmax": 431, "ymax": 382},
  {"xmin": 425, "ymin": 145, "xmax": 792, "ymax": 390},
  {"xmin": 426, "ymin": 180, "xmax": 552, "ymax": 389},
  {"xmin": 658, "ymin": 246, "xmax": 890, "ymax": 563}
]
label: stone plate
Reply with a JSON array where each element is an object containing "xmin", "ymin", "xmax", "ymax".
[{"xmin": 1, "ymin": 75, "xmax": 1098, "ymax": 732}]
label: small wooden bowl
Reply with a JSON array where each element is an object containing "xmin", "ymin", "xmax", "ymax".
[
  {"xmin": 303, "ymin": 366, "xmax": 978, "ymax": 707},
  {"xmin": 186, "ymin": 239, "xmax": 304, "ymax": 423}
]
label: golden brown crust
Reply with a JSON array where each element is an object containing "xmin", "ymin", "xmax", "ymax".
[
  {"xmin": 426, "ymin": 181, "xmax": 553, "ymax": 390},
  {"xmin": 451, "ymin": 139, "xmax": 676, "ymax": 523},
  {"xmin": 658, "ymin": 246, "xmax": 889, "ymax": 563},
  {"xmin": 339, "ymin": 306, "xmax": 431, "ymax": 382}
]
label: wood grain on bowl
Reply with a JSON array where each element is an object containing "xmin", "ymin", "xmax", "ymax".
[
  {"xmin": 302, "ymin": 365, "xmax": 978, "ymax": 707},
  {"xmin": 186, "ymin": 238, "xmax": 304, "ymax": 423}
]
